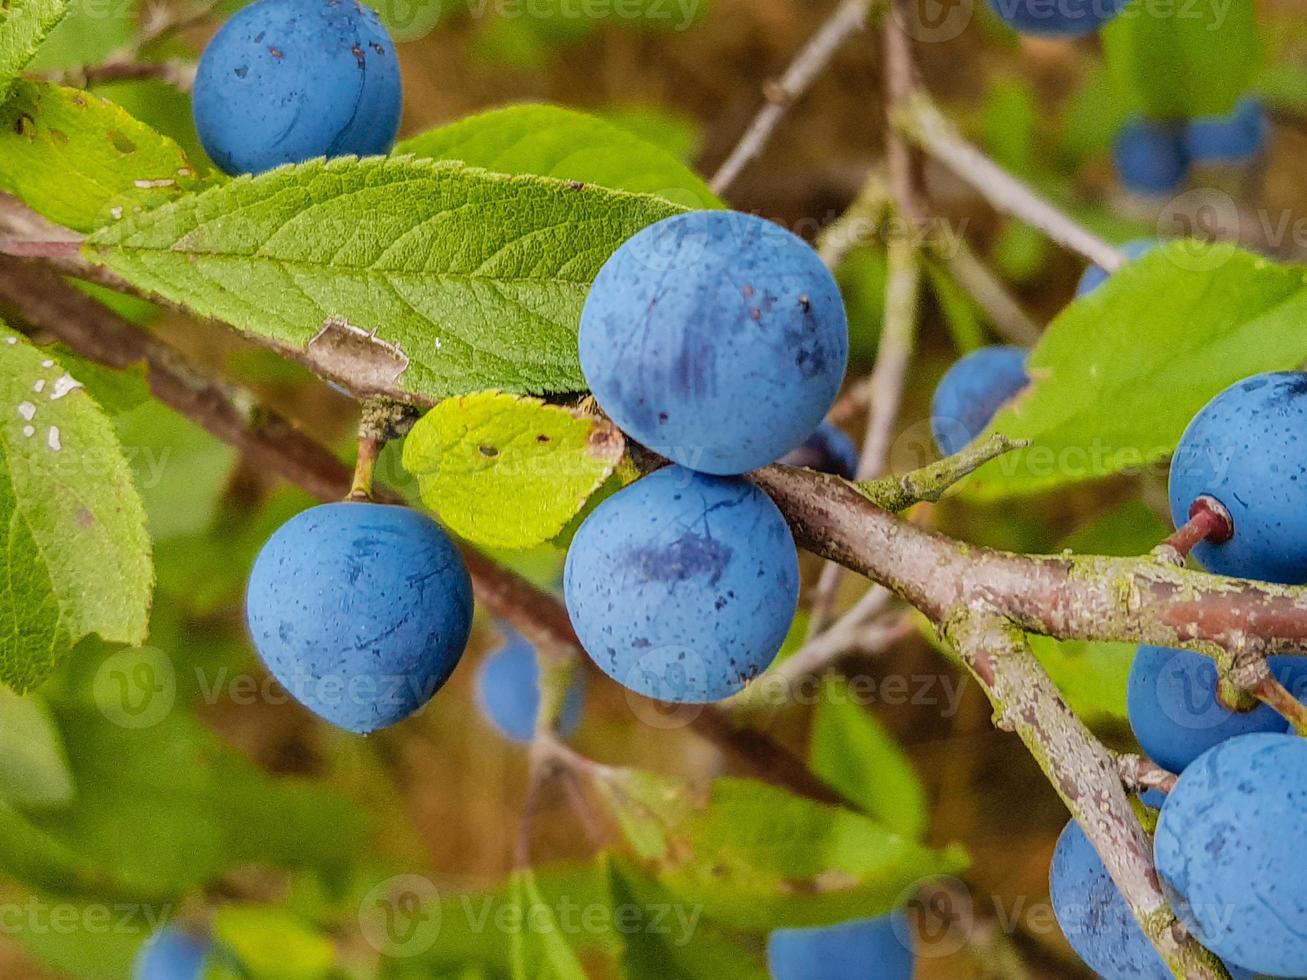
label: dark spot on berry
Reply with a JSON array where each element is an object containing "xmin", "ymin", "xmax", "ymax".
[
  {"xmin": 234, "ymin": 65, "xmax": 248, "ymax": 78},
  {"xmin": 268, "ymin": 46, "xmax": 283, "ymax": 59}
]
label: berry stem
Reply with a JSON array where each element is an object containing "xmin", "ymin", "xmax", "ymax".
[
  {"xmin": 1154, "ymin": 495, "xmax": 1234, "ymax": 564},
  {"xmin": 348, "ymin": 434, "xmax": 383, "ymax": 501},
  {"xmin": 1249, "ymin": 672, "xmax": 1307, "ymax": 736}
]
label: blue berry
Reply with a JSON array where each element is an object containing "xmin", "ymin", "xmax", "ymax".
[
  {"xmin": 1075, "ymin": 239, "xmax": 1162, "ymax": 297},
  {"xmin": 767, "ymin": 914, "xmax": 913, "ymax": 980},
  {"xmin": 930, "ymin": 345, "xmax": 1029, "ymax": 456},
  {"xmin": 134, "ymin": 928, "xmax": 211, "ymax": 980},
  {"xmin": 193, "ymin": 0, "xmax": 402, "ymax": 175},
  {"xmin": 563, "ymin": 466, "xmax": 799, "ymax": 703},
  {"xmin": 578, "ymin": 211, "xmax": 849, "ymax": 475},
  {"xmin": 1168, "ymin": 372, "xmax": 1307, "ymax": 583},
  {"xmin": 1127, "ymin": 645, "xmax": 1291, "ymax": 774},
  {"xmin": 987, "ymin": 0, "xmax": 1128, "ymax": 36},
  {"xmin": 1155, "ymin": 733, "xmax": 1307, "ymax": 977},
  {"xmin": 780, "ymin": 420, "xmax": 859, "ymax": 479},
  {"xmin": 246, "ymin": 502, "xmax": 473, "ymax": 733},
  {"xmin": 1113, "ymin": 119, "xmax": 1190, "ymax": 196},
  {"xmin": 1051, "ymin": 819, "xmax": 1173, "ymax": 979},
  {"xmin": 476, "ymin": 625, "xmax": 586, "ymax": 743},
  {"xmin": 1186, "ymin": 98, "xmax": 1268, "ymax": 165}
]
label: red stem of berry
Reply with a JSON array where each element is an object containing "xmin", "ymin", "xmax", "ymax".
[{"xmin": 1163, "ymin": 496, "xmax": 1234, "ymax": 558}]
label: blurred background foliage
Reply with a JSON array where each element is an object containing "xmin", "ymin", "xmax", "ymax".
[{"xmin": 4, "ymin": 0, "xmax": 1307, "ymax": 976}]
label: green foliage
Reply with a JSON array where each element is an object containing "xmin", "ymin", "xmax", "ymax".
[
  {"xmin": 1102, "ymin": 0, "xmax": 1260, "ymax": 118},
  {"xmin": 810, "ymin": 678, "xmax": 928, "ymax": 839},
  {"xmin": 923, "ymin": 258, "xmax": 983, "ymax": 353},
  {"xmin": 21, "ymin": 0, "xmax": 132, "ymax": 73},
  {"xmin": 964, "ymin": 244, "xmax": 1307, "ymax": 500},
  {"xmin": 0, "ymin": 325, "xmax": 152, "ymax": 692},
  {"xmin": 212, "ymin": 905, "xmax": 337, "ymax": 980},
  {"xmin": 0, "ymin": 687, "xmax": 73, "ymax": 809},
  {"xmin": 509, "ymin": 867, "xmax": 588, "ymax": 980},
  {"xmin": 397, "ymin": 103, "xmax": 721, "ymax": 208},
  {"xmin": 0, "ymin": 81, "xmax": 212, "ymax": 232},
  {"xmin": 85, "ymin": 156, "xmax": 684, "ymax": 399},
  {"xmin": 0, "ymin": 0, "xmax": 67, "ymax": 101},
  {"xmin": 597, "ymin": 769, "xmax": 967, "ymax": 930},
  {"xmin": 0, "ymin": 695, "xmax": 366, "ymax": 900},
  {"xmin": 402, "ymin": 391, "xmax": 625, "ymax": 550}
]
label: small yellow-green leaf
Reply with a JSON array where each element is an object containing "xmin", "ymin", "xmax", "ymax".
[
  {"xmin": 211, "ymin": 906, "xmax": 336, "ymax": 980},
  {"xmin": 0, "ymin": 81, "xmax": 211, "ymax": 233},
  {"xmin": 402, "ymin": 391, "xmax": 624, "ymax": 549}
]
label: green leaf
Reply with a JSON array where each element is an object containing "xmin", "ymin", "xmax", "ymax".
[
  {"xmin": 5, "ymin": 887, "xmax": 145, "ymax": 979},
  {"xmin": 1102, "ymin": 0, "xmax": 1259, "ymax": 118},
  {"xmin": 598, "ymin": 769, "xmax": 967, "ymax": 930},
  {"xmin": 0, "ymin": 325, "xmax": 152, "ymax": 691},
  {"xmin": 923, "ymin": 258, "xmax": 983, "ymax": 353},
  {"xmin": 606, "ymin": 858, "xmax": 768, "ymax": 980},
  {"xmin": 396, "ymin": 103, "xmax": 721, "ymax": 209},
  {"xmin": 509, "ymin": 867, "xmax": 588, "ymax": 980},
  {"xmin": 0, "ymin": 687, "xmax": 73, "ymax": 809},
  {"xmin": 212, "ymin": 906, "xmax": 336, "ymax": 980},
  {"xmin": 0, "ymin": 0, "xmax": 67, "ymax": 101},
  {"xmin": 0, "ymin": 80, "xmax": 211, "ymax": 232},
  {"xmin": 402, "ymin": 391, "xmax": 624, "ymax": 549},
  {"xmin": 0, "ymin": 693, "xmax": 367, "ymax": 899},
  {"xmin": 85, "ymin": 156, "xmax": 684, "ymax": 399},
  {"xmin": 113, "ymin": 400, "xmax": 238, "ymax": 541},
  {"xmin": 963, "ymin": 244, "xmax": 1307, "ymax": 500},
  {"xmin": 810, "ymin": 678, "xmax": 928, "ymax": 839}
]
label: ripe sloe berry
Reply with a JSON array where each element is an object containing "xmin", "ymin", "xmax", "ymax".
[
  {"xmin": 246, "ymin": 502, "xmax": 473, "ymax": 733},
  {"xmin": 579, "ymin": 211, "xmax": 849, "ymax": 475},
  {"xmin": 1155, "ymin": 733, "xmax": 1307, "ymax": 977},
  {"xmin": 1051, "ymin": 819, "xmax": 1173, "ymax": 979},
  {"xmin": 930, "ymin": 345, "xmax": 1029, "ymax": 456},
  {"xmin": 193, "ymin": 0, "xmax": 402, "ymax": 175},
  {"xmin": 768, "ymin": 914, "xmax": 914, "ymax": 980},
  {"xmin": 1169, "ymin": 371, "xmax": 1307, "ymax": 583},
  {"xmin": 1126, "ymin": 645, "xmax": 1291, "ymax": 774},
  {"xmin": 563, "ymin": 466, "xmax": 800, "ymax": 703},
  {"xmin": 476, "ymin": 625, "xmax": 586, "ymax": 743}
]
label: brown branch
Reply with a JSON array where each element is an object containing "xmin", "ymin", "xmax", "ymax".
[
  {"xmin": 1116, "ymin": 753, "xmax": 1178, "ymax": 795},
  {"xmin": 943, "ymin": 617, "xmax": 1225, "ymax": 979}
]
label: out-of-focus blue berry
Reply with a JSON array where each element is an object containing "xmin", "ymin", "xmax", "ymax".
[
  {"xmin": 768, "ymin": 913, "xmax": 914, "ymax": 980},
  {"xmin": 134, "ymin": 928, "xmax": 211, "ymax": 980},
  {"xmin": 780, "ymin": 420, "xmax": 859, "ymax": 479},
  {"xmin": 1186, "ymin": 98, "xmax": 1269, "ymax": 165},
  {"xmin": 476, "ymin": 625, "xmax": 586, "ymax": 743},
  {"xmin": 987, "ymin": 0, "xmax": 1128, "ymax": 36},
  {"xmin": 930, "ymin": 345, "xmax": 1029, "ymax": 456},
  {"xmin": 1113, "ymin": 119, "xmax": 1190, "ymax": 197}
]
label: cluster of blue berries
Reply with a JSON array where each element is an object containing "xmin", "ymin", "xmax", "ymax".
[
  {"xmin": 193, "ymin": 0, "xmax": 403, "ymax": 175},
  {"xmin": 1114, "ymin": 98, "xmax": 1269, "ymax": 197},
  {"xmin": 564, "ymin": 210, "xmax": 849, "ymax": 704},
  {"xmin": 1052, "ymin": 367, "xmax": 1307, "ymax": 976}
]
